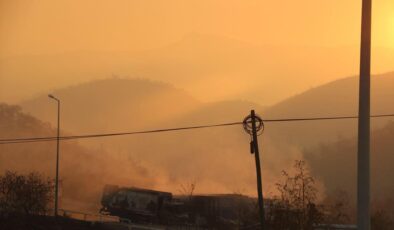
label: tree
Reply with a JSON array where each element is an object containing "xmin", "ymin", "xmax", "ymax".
[
  {"xmin": 0, "ymin": 171, "xmax": 54, "ymax": 216},
  {"xmin": 268, "ymin": 160, "xmax": 322, "ymax": 229},
  {"xmin": 371, "ymin": 209, "xmax": 394, "ymax": 230},
  {"xmin": 178, "ymin": 180, "xmax": 197, "ymax": 201},
  {"xmin": 322, "ymin": 189, "xmax": 352, "ymax": 224}
]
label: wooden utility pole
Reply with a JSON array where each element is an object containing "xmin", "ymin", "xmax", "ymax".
[
  {"xmin": 244, "ymin": 110, "xmax": 265, "ymax": 229},
  {"xmin": 358, "ymin": 0, "xmax": 372, "ymax": 229}
]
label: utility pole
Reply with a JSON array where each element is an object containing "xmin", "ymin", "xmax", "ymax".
[
  {"xmin": 358, "ymin": 0, "xmax": 372, "ymax": 229},
  {"xmin": 243, "ymin": 110, "xmax": 265, "ymax": 230},
  {"xmin": 48, "ymin": 94, "xmax": 60, "ymax": 217}
]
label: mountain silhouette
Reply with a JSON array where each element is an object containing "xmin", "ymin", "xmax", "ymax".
[
  {"xmin": 21, "ymin": 78, "xmax": 200, "ymax": 133},
  {"xmin": 264, "ymin": 71, "xmax": 394, "ymax": 147},
  {"xmin": 19, "ymin": 78, "xmax": 269, "ymax": 198},
  {"xmin": 9, "ymin": 72, "xmax": 394, "ymax": 209},
  {"xmin": 2, "ymin": 33, "xmax": 393, "ymax": 105},
  {"xmin": 304, "ymin": 121, "xmax": 394, "ymax": 201}
]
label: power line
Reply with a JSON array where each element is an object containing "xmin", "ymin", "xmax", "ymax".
[
  {"xmin": 263, "ymin": 113, "xmax": 394, "ymax": 122},
  {"xmin": 0, "ymin": 121, "xmax": 243, "ymax": 144},
  {"xmin": 1, "ymin": 113, "xmax": 394, "ymax": 145}
]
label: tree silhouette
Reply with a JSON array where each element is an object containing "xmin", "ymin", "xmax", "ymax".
[
  {"xmin": 268, "ymin": 160, "xmax": 322, "ymax": 229},
  {"xmin": 0, "ymin": 171, "xmax": 54, "ymax": 217}
]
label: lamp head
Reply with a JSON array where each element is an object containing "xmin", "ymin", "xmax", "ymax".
[{"xmin": 48, "ymin": 94, "xmax": 59, "ymax": 101}]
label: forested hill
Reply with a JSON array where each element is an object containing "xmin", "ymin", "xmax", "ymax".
[
  {"xmin": 304, "ymin": 121, "xmax": 394, "ymax": 200},
  {"xmin": 264, "ymin": 71, "xmax": 394, "ymax": 147},
  {"xmin": 0, "ymin": 103, "xmax": 156, "ymax": 212}
]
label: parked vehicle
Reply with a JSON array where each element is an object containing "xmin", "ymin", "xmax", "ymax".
[
  {"xmin": 100, "ymin": 185, "xmax": 173, "ymax": 223},
  {"xmin": 100, "ymin": 185, "xmax": 257, "ymax": 229}
]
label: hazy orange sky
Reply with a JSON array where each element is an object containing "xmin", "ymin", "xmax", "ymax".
[
  {"xmin": 1, "ymin": 0, "xmax": 394, "ymax": 104},
  {"xmin": 1, "ymin": 0, "xmax": 394, "ymax": 56},
  {"xmin": 2, "ymin": 0, "xmax": 394, "ymax": 207}
]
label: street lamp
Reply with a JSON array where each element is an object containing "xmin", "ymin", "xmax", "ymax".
[{"xmin": 48, "ymin": 94, "xmax": 60, "ymax": 216}]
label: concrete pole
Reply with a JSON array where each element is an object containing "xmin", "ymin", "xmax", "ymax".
[{"xmin": 357, "ymin": 0, "xmax": 372, "ymax": 229}]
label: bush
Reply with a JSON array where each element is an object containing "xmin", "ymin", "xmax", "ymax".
[
  {"xmin": 267, "ymin": 160, "xmax": 323, "ymax": 229},
  {"xmin": 0, "ymin": 171, "xmax": 54, "ymax": 216}
]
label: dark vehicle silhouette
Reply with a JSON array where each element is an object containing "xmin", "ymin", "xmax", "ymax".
[
  {"xmin": 100, "ymin": 185, "xmax": 257, "ymax": 228},
  {"xmin": 100, "ymin": 185, "xmax": 173, "ymax": 223}
]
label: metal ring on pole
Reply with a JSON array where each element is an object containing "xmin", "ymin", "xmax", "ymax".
[{"xmin": 243, "ymin": 114, "xmax": 264, "ymax": 136}]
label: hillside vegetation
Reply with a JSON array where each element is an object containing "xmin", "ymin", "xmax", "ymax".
[
  {"xmin": 264, "ymin": 71, "xmax": 394, "ymax": 147},
  {"xmin": 304, "ymin": 121, "xmax": 394, "ymax": 200},
  {"xmin": 0, "ymin": 104, "xmax": 156, "ymax": 212}
]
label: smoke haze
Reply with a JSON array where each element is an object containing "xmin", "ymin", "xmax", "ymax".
[{"xmin": 1, "ymin": 0, "xmax": 394, "ymax": 215}]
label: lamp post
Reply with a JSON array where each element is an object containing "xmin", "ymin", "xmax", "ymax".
[{"xmin": 48, "ymin": 94, "xmax": 60, "ymax": 217}]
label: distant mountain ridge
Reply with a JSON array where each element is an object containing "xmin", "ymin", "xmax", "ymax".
[
  {"xmin": 19, "ymin": 78, "xmax": 268, "ymax": 197},
  {"xmin": 2, "ymin": 33, "xmax": 394, "ymax": 105},
  {"xmin": 21, "ymin": 78, "xmax": 200, "ymax": 133},
  {"xmin": 304, "ymin": 121, "xmax": 394, "ymax": 200},
  {"xmin": 4, "ymin": 71, "xmax": 394, "ymax": 208},
  {"xmin": 263, "ymin": 71, "xmax": 394, "ymax": 147},
  {"xmin": 18, "ymin": 73, "xmax": 394, "ymax": 176}
]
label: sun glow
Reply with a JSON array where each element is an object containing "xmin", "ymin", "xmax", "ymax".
[
  {"xmin": 373, "ymin": 9, "xmax": 394, "ymax": 48},
  {"xmin": 389, "ymin": 15, "xmax": 394, "ymax": 47}
]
